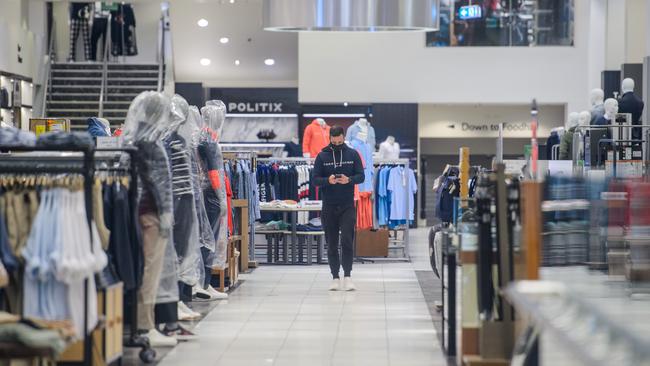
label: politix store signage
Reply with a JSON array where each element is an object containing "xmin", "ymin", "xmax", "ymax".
[
  {"xmin": 208, "ymin": 88, "xmax": 300, "ymax": 115},
  {"xmin": 207, "ymin": 88, "xmax": 300, "ymax": 142},
  {"xmin": 418, "ymin": 104, "xmax": 565, "ymax": 138}
]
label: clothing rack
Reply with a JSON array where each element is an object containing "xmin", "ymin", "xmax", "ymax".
[
  {"xmin": 0, "ymin": 145, "xmax": 95, "ymax": 366},
  {"xmin": 223, "ymin": 151, "xmax": 258, "ymax": 267},
  {"xmin": 373, "ymin": 159, "xmax": 412, "ymax": 261},
  {"xmin": 257, "ymin": 157, "xmax": 314, "ymax": 164}
]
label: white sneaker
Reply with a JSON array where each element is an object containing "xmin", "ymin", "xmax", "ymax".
[
  {"xmin": 178, "ymin": 301, "xmax": 201, "ymax": 321},
  {"xmin": 343, "ymin": 277, "xmax": 356, "ymax": 291},
  {"xmin": 146, "ymin": 328, "xmax": 178, "ymax": 347},
  {"xmin": 192, "ymin": 285, "xmax": 217, "ymax": 301},
  {"xmin": 206, "ymin": 285, "xmax": 228, "ymax": 299},
  {"xmin": 328, "ymin": 279, "xmax": 341, "ymax": 291}
]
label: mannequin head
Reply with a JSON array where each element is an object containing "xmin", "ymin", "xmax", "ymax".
[
  {"xmin": 316, "ymin": 118, "xmax": 326, "ymax": 127},
  {"xmin": 386, "ymin": 135, "xmax": 395, "ymax": 144},
  {"xmin": 604, "ymin": 98, "xmax": 619, "ymax": 120},
  {"xmin": 201, "ymin": 100, "xmax": 227, "ymax": 140},
  {"xmin": 578, "ymin": 111, "xmax": 590, "ymax": 126},
  {"xmin": 358, "ymin": 118, "xmax": 369, "ymax": 126},
  {"xmin": 590, "ymin": 88, "xmax": 604, "ymax": 107},
  {"xmin": 621, "ymin": 78, "xmax": 635, "ymax": 94},
  {"xmin": 122, "ymin": 91, "xmax": 171, "ymax": 142},
  {"xmin": 169, "ymin": 94, "xmax": 189, "ymax": 132},
  {"xmin": 567, "ymin": 112, "xmax": 579, "ymax": 129}
]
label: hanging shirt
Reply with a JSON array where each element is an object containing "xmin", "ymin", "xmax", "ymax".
[
  {"xmin": 349, "ymin": 138, "xmax": 374, "ymax": 193},
  {"xmin": 303, "ymin": 120, "xmax": 330, "ymax": 158},
  {"xmin": 387, "ymin": 166, "xmax": 417, "ymax": 221},
  {"xmin": 376, "ymin": 167, "xmax": 392, "ymax": 226}
]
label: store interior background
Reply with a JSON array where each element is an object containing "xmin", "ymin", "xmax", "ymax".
[{"xmin": 1, "ymin": 0, "xmax": 650, "ymax": 227}]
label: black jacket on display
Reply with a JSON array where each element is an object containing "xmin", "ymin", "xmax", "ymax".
[
  {"xmin": 618, "ymin": 92, "xmax": 645, "ymax": 140},
  {"xmin": 312, "ymin": 143, "xmax": 364, "ymax": 206}
]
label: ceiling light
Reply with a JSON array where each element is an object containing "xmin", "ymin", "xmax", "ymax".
[
  {"xmin": 229, "ymin": 0, "xmax": 235, "ymax": 3},
  {"xmin": 235, "ymin": 59, "xmax": 240, "ymax": 66},
  {"xmin": 343, "ymin": 102, "xmax": 349, "ymax": 107},
  {"xmin": 197, "ymin": 18, "xmax": 208, "ymax": 27},
  {"xmin": 200, "ymin": 58, "xmax": 211, "ymax": 66},
  {"xmin": 220, "ymin": 37, "xmax": 229, "ymax": 44},
  {"xmin": 264, "ymin": 58, "xmax": 275, "ymax": 66}
]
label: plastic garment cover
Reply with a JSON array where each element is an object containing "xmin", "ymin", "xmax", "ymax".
[
  {"xmin": 155, "ymin": 227, "xmax": 180, "ymax": 304},
  {"xmin": 200, "ymin": 101, "xmax": 229, "ymax": 269},
  {"xmin": 165, "ymin": 96, "xmax": 202, "ymax": 287},
  {"xmin": 122, "ymin": 91, "xmax": 172, "ymax": 143}
]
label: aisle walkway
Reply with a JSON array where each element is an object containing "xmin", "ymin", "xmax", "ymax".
[{"xmin": 160, "ymin": 229, "xmax": 446, "ymax": 366}]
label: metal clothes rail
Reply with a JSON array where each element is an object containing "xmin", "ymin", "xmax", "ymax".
[{"xmin": 374, "ymin": 159, "xmax": 412, "ymax": 261}]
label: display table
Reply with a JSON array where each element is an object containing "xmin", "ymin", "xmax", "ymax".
[{"xmin": 260, "ymin": 205, "xmax": 323, "ymax": 264}]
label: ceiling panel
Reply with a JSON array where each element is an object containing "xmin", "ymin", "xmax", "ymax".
[{"xmin": 170, "ymin": 0, "xmax": 298, "ymax": 87}]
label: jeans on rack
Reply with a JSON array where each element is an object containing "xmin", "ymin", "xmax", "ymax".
[{"xmin": 322, "ymin": 204, "xmax": 356, "ymax": 279}]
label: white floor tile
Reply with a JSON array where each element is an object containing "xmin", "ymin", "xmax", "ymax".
[{"xmin": 156, "ymin": 229, "xmax": 446, "ymax": 366}]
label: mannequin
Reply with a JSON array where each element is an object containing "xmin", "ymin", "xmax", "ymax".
[
  {"xmin": 200, "ymin": 101, "xmax": 230, "ymax": 285},
  {"xmin": 283, "ymin": 136, "xmax": 302, "ymax": 157},
  {"xmin": 559, "ymin": 112, "xmax": 586, "ymax": 160},
  {"xmin": 589, "ymin": 88, "xmax": 606, "ymax": 125},
  {"xmin": 346, "ymin": 117, "xmax": 376, "ymax": 148},
  {"xmin": 618, "ymin": 78, "xmax": 645, "ymax": 140},
  {"xmin": 303, "ymin": 118, "xmax": 330, "ymax": 158},
  {"xmin": 595, "ymin": 98, "xmax": 618, "ymax": 125},
  {"xmin": 378, "ymin": 136, "xmax": 400, "ymax": 160},
  {"xmin": 122, "ymin": 91, "xmax": 177, "ymax": 347},
  {"xmin": 546, "ymin": 124, "xmax": 566, "ymax": 160}
]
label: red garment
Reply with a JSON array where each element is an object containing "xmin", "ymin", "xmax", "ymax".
[
  {"xmin": 113, "ymin": 128, "xmax": 123, "ymax": 136},
  {"xmin": 225, "ymin": 175, "xmax": 233, "ymax": 235},
  {"xmin": 302, "ymin": 119, "xmax": 330, "ymax": 158},
  {"xmin": 356, "ymin": 192, "xmax": 373, "ymax": 229}
]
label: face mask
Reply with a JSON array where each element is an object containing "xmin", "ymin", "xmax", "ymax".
[{"xmin": 330, "ymin": 143, "xmax": 343, "ymax": 151}]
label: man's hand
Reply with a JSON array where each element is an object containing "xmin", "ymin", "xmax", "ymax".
[
  {"xmin": 328, "ymin": 175, "xmax": 338, "ymax": 185},
  {"xmin": 336, "ymin": 175, "xmax": 351, "ymax": 184}
]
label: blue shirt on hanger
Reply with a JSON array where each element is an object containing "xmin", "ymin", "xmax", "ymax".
[
  {"xmin": 387, "ymin": 166, "xmax": 417, "ymax": 221},
  {"xmin": 349, "ymin": 138, "xmax": 374, "ymax": 193}
]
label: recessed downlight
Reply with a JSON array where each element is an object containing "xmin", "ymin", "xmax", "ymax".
[
  {"xmin": 197, "ymin": 18, "xmax": 208, "ymax": 27},
  {"xmin": 200, "ymin": 58, "xmax": 211, "ymax": 66},
  {"xmin": 264, "ymin": 58, "xmax": 275, "ymax": 66},
  {"xmin": 229, "ymin": 0, "xmax": 235, "ymax": 3},
  {"xmin": 235, "ymin": 59, "xmax": 241, "ymax": 66},
  {"xmin": 343, "ymin": 102, "xmax": 349, "ymax": 107},
  {"xmin": 220, "ymin": 37, "xmax": 229, "ymax": 44}
]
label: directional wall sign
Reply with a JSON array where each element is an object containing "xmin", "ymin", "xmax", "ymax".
[{"xmin": 458, "ymin": 5, "xmax": 482, "ymax": 20}]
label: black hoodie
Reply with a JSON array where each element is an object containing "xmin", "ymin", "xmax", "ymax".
[{"xmin": 312, "ymin": 143, "xmax": 365, "ymax": 206}]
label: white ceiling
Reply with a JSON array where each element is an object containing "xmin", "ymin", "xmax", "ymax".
[{"xmin": 169, "ymin": 0, "xmax": 298, "ymax": 87}]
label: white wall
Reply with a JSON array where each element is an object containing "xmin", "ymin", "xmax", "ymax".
[
  {"xmin": 0, "ymin": 0, "xmax": 40, "ymax": 78},
  {"xmin": 299, "ymin": 0, "xmax": 600, "ymax": 117},
  {"xmin": 626, "ymin": 0, "xmax": 648, "ymax": 64}
]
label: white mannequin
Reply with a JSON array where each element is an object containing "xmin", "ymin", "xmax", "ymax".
[
  {"xmin": 603, "ymin": 98, "xmax": 619, "ymax": 121},
  {"xmin": 578, "ymin": 111, "xmax": 590, "ymax": 127},
  {"xmin": 621, "ymin": 78, "xmax": 635, "ymax": 94},
  {"xmin": 567, "ymin": 112, "xmax": 579, "ymax": 129},
  {"xmin": 317, "ymin": 118, "xmax": 326, "ymax": 127},
  {"xmin": 590, "ymin": 88, "xmax": 604, "ymax": 108},
  {"xmin": 378, "ymin": 135, "xmax": 400, "ymax": 160}
]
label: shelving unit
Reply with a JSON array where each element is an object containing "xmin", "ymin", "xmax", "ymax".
[{"xmin": 0, "ymin": 71, "xmax": 34, "ymax": 129}]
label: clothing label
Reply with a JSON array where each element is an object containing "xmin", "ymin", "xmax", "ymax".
[{"xmin": 96, "ymin": 136, "xmax": 122, "ymax": 148}]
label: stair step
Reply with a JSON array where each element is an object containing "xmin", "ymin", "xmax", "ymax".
[
  {"xmin": 52, "ymin": 63, "xmax": 159, "ymax": 71},
  {"xmin": 49, "ymin": 93, "xmax": 138, "ymax": 102},
  {"xmin": 52, "ymin": 70, "xmax": 159, "ymax": 78},
  {"xmin": 47, "ymin": 103, "xmax": 130, "ymax": 110},
  {"xmin": 51, "ymin": 85, "xmax": 157, "ymax": 89}
]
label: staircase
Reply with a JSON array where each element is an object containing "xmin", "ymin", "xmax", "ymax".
[{"xmin": 47, "ymin": 63, "xmax": 160, "ymax": 130}]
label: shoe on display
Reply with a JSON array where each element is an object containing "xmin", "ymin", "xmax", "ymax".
[
  {"xmin": 206, "ymin": 285, "xmax": 228, "ymax": 299},
  {"xmin": 145, "ymin": 329, "xmax": 178, "ymax": 347},
  {"xmin": 343, "ymin": 277, "xmax": 356, "ymax": 291},
  {"xmin": 329, "ymin": 279, "xmax": 341, "ymax": 291},
  {"xmin": 178, "ymin": 301, "xmax": 201, "ymax": 321},
  {"xmin": 163, "ymin": 325, "xmax": 198, "ymax": 341},
  {"xmin": 192, "ymin": 285, "xmax": 216, "ymax": 301}
]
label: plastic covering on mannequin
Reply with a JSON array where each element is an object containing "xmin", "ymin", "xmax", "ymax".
[
  {"xmin": 200, "ymin": 101, "xmax": 229, "ymax": 270},
  {"xmin": 122, "ymin": 91, "xmax": 172, "ymax": 143}
]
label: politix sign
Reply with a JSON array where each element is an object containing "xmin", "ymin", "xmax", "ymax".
[{"xmin": 208, "ymin": 88, "xmax": 300, "ymax": 115}]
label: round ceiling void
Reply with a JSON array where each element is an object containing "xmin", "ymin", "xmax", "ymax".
[{"xmin": 263, "ymin": 0, "xmax": 440, "ymax": 32}]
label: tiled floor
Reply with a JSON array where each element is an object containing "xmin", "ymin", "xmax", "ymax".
[{"xmin": 159, "ymin": 228, "xmax": 446, "ymax": 366}]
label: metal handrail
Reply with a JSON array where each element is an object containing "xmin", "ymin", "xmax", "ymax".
[
  {"xmin": 40, "ymin": 21, "xmax": 56, "ymax": 118},
  {"xmin": 98, "ymin": 14, "xmax": 112, "ymax": 118},
  {"xmin": 157, "ymin": 15, "xmax": 165, "ymax": 92}
]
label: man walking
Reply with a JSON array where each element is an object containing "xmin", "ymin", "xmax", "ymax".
[{"xmin": 312, "ymin": 126, "xmax": 365, "ymax": 291}]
